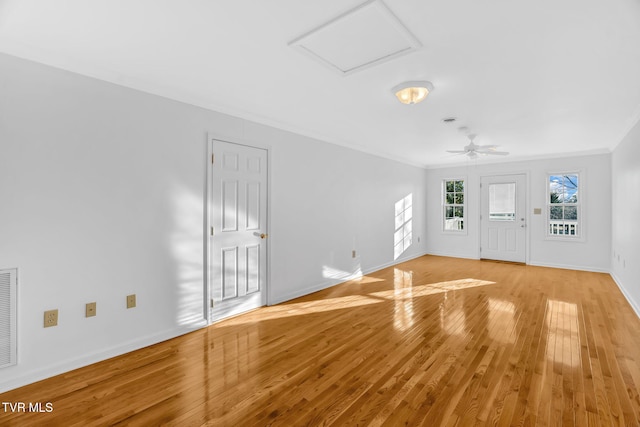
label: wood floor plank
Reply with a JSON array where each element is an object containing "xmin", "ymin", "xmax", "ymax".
[{"xmin": 2, "ymin": 255, "xmax": 640, "ymax": 426}]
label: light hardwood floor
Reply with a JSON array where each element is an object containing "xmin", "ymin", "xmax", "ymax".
[{"xmin": 2, "ymin": 255, "xmax": 640, "ymax": 426}]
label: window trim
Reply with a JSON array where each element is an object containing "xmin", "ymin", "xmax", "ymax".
[
  {"xmin": 545, "ymin": 170, "xmax": 585, "ymax": 241},
  {"xmin": 442, "ymin": 177, "xmax": 467, "ymax": 235}
]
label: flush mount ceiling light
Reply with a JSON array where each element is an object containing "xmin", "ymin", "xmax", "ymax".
[{"xmin": 392, "ymin": 81, "xmax": 434, "ymax": 105}]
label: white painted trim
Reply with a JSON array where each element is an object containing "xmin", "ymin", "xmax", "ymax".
[
  {"xmin": 366, "ymin": 251, "xmax": 431, "ymax": 277},
  {"xmin": 270, "ymin": 278, "xmax": 349, "ymax": 306},
  {"xmin": 544, "ymin": 169, "xmax": 585, "ymax": 242},
  {"xmin": 3, "ymin": 49, "xmax": 614, "ymax": 172},
  {"xmin": 527, "ymin": 261, "xmax": 608, "ymax": 273},
  {"xmin": 270, "ymin": 251, "xmax": 429, "ymax": 305},
  {"xmin": 426, "ymin": 149, "xmax": 611, "ymax": 170},
  {"xmin": 441, "ymin": 176, "xmax": 468, "ymax": 236},
  {"xmin": 426, "ymin": 251, "xmax": 479, "ymax": 261},
  {"xmin": 206, "ymin": 135, "xmax": 272, "ymax": 320},
  {"xmin": 611, "ymin": 272, "xmax": 640, "ymax": 319},
  {"xmin": 0, "ymin": 321, "xmax": 208, "ymax": 394},
  {"xmin": 204, "ymin": 134, "xmax": 213, "ymax": 323},
  {"xmin": 478, "ymin": 172, "xmax": 529, "ymax": 264}
]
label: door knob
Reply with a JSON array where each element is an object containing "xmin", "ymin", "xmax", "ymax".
[{"xmin": 260, "ymin": 233, "xmax": 268, "ymax": 239}]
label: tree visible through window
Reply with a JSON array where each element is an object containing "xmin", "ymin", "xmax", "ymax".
[
  {"xmin": 548, "ymin": 174, "xmax": 580, "ymax": 237},
  {"xmin": 444, "ymin": 180, "xmax": 464, "ymax": 231}
]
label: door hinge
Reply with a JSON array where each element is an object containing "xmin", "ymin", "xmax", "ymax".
[
  {"xmin": 211, "ymin": 153, "xmax": 215, "ymax": 164},
  {"xmin": 211, "ymin": 226, "xmax": 214, "ymax": 236},
  {"xmin": 480, "ymin": 247, "xmax": 482, "ymax": 252},
  {"xmin": 210, "ymin": 299, "xmax": 214, "ymax": 308}
]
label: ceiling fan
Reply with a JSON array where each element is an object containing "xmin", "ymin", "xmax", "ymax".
[{"xmin": 446, "ymin": 134, "xmax": 509, "ymax": 159}]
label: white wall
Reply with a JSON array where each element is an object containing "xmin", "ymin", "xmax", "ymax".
[
  {"xmin": 0, "ymin": 53, "xmax": 428, "ymax": 392},
  {"xmin": 611, "ymin": 120, "xmax": 640, "ymax": 315},
  {"xmin": 244, "ymin": 120, "xmax": 428, "ymax": 303},
  {"xmin": 425, "ymin": 154, "xmax": 612, "ymax": 272}
]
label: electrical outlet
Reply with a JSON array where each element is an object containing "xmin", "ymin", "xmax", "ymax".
[
  {"xmin": 44, "ymin": 309, "xmax": 58, "ymax": 328},
  {"xmin": 127, "ymin": 294, "xmax": 136, "ymax": 309},
  {"xmin": 86, "ymin": 302, "xmax": 97, "ymax": 317}
]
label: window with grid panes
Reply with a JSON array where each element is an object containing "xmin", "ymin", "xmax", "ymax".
[
  {"xmin": 443, "ymin": 179, "xmax": 464, "ymax": 231},
  {"xmin": 547, "ymin": 173, "xmax": 580, "ymax": 238}
]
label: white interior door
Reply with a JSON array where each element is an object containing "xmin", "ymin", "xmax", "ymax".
[
  {"xmin": 480, "ymin": 174, "xmax": 526, "ymax": 263},
  {"xmin": 209, "ymin": 139, "xmax": 268, "ymax": 322}
]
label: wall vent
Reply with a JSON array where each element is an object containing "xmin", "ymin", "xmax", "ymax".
[{"xmin": 0, "ymin": 268, "xmax": 17, "ymax": 368}]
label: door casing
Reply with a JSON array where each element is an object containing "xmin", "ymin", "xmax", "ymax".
[
  {"xmin": 205, "ymin": 135, "xmax": 271, "ymax": 323},
  {"xmin": 479, "ymin": 173, "xmax": 528, "ymax": 263}
]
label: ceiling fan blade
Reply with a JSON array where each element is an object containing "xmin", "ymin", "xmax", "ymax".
[
  {"xmin": 475, "ymin": 145, "xmax": 499, "ymax": 151},
  {"xmin": 446, "ymin": 134, "xmax": 509, "ymax": 159}
]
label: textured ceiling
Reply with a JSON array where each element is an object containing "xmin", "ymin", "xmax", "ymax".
[{"xmin": 1, "ymin": 0, "xmax": 639, "ymax": 167}]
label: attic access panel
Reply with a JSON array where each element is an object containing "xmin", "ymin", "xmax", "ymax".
[{"xmin": 289, "ymin": 0, "xmax": 422, "ymax": 76}]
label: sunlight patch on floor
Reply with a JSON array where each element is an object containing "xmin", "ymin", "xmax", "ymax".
[
  {"xmin": 370, "ymin": 278, "xmax": 495, "ymax": 300},
  {"xmin": 350, "ymin": 275, "xmax": 385, "ymax": 284},
  {"xmin": 545, "ymin": 299, "xmax": 580, "ymax": 367},
  {"xmin": 218, "ymin": 294, "xmax": 384, "ymax": 325},
  {"xmin": 217, "ymin": 277, "xmax": 496, "ymax": 327},
  {"xmin": 488, "ymin": 298, "xmax": 516, "ymax": 344},
  {"xmin": 393, "ymin": 268, "xmax": 414, "ymax": 331}
]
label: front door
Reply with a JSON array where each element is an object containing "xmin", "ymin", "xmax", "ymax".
[
  {"xmin": 209, "ymin": 138, "xmax": 268, "ymax": 321},
  {"xmin": 480, "ymin": 174, "xmax": 526, "ymax": 263}
]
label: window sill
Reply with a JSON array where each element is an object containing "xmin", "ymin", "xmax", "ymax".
[
  {"xmin": 442, "ymin": 230, "xmax": 468, "ymax": 236},
  {"xmin": 544, "ymin": 235, "xmax": 585, "ymax": 243}
]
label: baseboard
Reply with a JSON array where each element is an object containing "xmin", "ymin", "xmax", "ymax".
[
  {"xmin": 270, "ymin": 278, "xmax": 346, "ymax": 305},
  {"xmin": 527, "ymin": 261, "xmax": 609, "ymax": 273},
  {"xmin": 610, "ymin": 272, "xmax": 640, "ymax": 319},
  {"xmin": 0, "ymin": 320, "xmax": 208, "ymax": 394},
  {"xmin": 424, "ymin": 250, "xmax": 479, "ymax": 260},
  {"xmin": 366, "ymin": 251, "xmax": 430, "ymax": 273},
  {"xmin": 269, "ymin": 251, "xmax": 429, "ymax": 305},
  {"xmin": 425, "ymin": 254, "xmax": 609, "ymax": 273}
]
